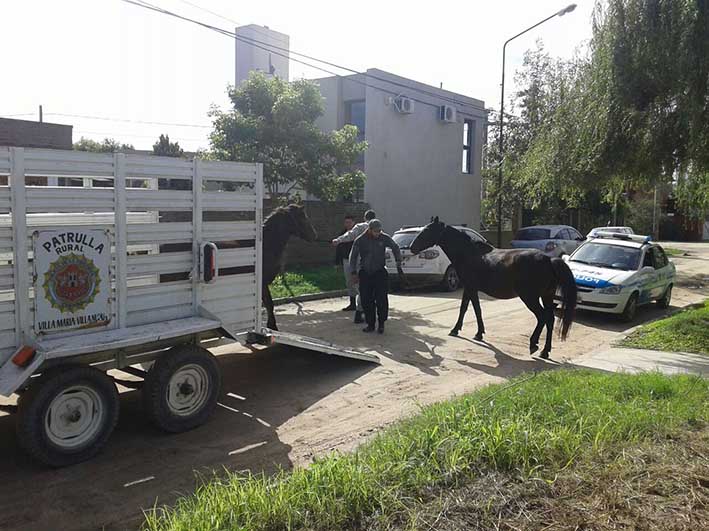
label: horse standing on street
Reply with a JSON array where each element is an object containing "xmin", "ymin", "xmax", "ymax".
[
  {"xmin": 410, "ymin": 218, "xmax": 577, "ymax": 358},
  {"xmin": 262, "ymin": 204, "xmax": 318, "ymax": 330}
]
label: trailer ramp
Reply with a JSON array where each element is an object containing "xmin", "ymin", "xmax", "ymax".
[{"xmin": 264, "ymin": 329, "xmax": 380, "ymax": 364}]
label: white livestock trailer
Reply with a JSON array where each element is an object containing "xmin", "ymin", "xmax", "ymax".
[{"xmin": 0, "ymin": 147, "xmax": 377, "ymax": 467}]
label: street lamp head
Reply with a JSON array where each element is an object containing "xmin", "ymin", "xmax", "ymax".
[{"xmin": 557, "ymin": 3, "xmax": 577, "ymax": 16}]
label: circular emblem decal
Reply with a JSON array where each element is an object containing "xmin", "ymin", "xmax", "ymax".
[{"xmin": 43, "ymin": 253, "xmax": 101, "ymax": 313}]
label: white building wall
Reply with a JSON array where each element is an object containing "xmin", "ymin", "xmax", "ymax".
[{"xmin": 235, "ymin": 25, "xmax": 290, "ymax": 86}]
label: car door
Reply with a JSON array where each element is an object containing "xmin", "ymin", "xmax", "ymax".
[
  {"xmin": 637, "ymin": 248, "xmax": 658, "ymax": 303},
  {"xmin": 651, "ymin": 247, "xmax": 672, "ymax": 297},
  {"xmin": 568, "ymin": 228, "xmax": 584, "ymax": 252},
  {"xmin": 557, "ymin": 229, "xmax": 573, "ymax": 255}
]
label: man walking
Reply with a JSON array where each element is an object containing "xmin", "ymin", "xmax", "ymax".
[
  {"xmin": 349, "ymin": 219, "xmax": 404, "ymax": 334},
  {"xmin": 331, "ymin": 209, "xmax": 377, "ymax": 323},
  {"xmin": 335, "ymin": 215, "xmax": 357, "ymax": 311}
]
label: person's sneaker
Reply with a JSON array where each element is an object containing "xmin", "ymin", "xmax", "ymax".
[
  {"xmin": 377, "ymin": 324, "xmax": 385, "ymax": 334},
  {"xmin": 362, "ymin": 326, "xmax": 375, "ymax": 333},
  {"xmin": 354, "ymin": 311, "xmax": 364, "ymax": 324}
]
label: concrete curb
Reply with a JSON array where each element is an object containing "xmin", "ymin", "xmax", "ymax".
[{"xmin": 274, "ymin": 289, "xmax": 348, "ymax": 306}]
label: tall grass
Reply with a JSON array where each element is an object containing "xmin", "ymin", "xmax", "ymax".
[{"xmin": 143, "ymin": 370, "xmax": 708, "ymax": 531}]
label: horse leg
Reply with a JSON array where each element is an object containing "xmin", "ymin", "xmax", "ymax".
[
  {"xmin": 519, "ymin": 293, "xmax": 545, "ymax": 355},
  {"xmin": 449, "ymin": 289, "xmax": 470, "ymax": 336},
  {"xmin": 263, "ymin": 284, "xmax": 278, "ymax": 331},
  {"xmin": 540, "ymin": 295, "xmax": 557, "ymax": 359},
  {"xmin": 470, "ymin": 291, "xmax": 486, "ymax": 341}
]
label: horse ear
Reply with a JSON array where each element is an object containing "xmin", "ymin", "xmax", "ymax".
[{"xmin": 433, "ymin": 216, "xmax": 439, "ymax": 224}]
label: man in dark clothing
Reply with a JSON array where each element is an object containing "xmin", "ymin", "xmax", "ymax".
[
  {"xmin": 349, "ymin": 219, "xmax": 404, "ymax": 333},
  {"xmin": 332, "ymin": 209, "xmax": 377, "ymax": 322},
  {"xmin": 335, "ymin": 215, "xmax": 357, "ymax": 311}
]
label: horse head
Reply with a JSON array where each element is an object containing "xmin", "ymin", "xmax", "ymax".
[
  {"xmin": 410, "ymin": 216, "xmax": 446, "ymax": 254},
  {"xmin": 286, "ymin": 204, "xmax": 318, "ymax": 242}
]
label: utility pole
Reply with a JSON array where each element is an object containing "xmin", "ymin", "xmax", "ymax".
[
  {"xmin": 496, "ymin": 4, "xmax": 577, "ymax": 247},
  {"xmin": 652, "ymin": 185, "xmax": 658, "ymax": 240}
]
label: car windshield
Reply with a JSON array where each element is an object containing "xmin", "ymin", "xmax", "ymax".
[
  {"xmin": 393, "ymin": 232, "xmax": 419, "ymax": 249},
  {"xmin": 571, "ymin": 243, "xmax": 641, "ymax": 271},
  {"xmin": 515, "ymin": 228, "xmax": 551, "ymax": 240}
]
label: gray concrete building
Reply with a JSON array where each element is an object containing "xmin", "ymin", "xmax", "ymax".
[
  {"xmin": 315, "ymin": 69, "xmax": 487, "ymax": 231},
  {"xmin": 235, "ymin": 25, "xmax": 290, "ymax": 86},
  {"xmin": 0, "ymin": 118, "xmax": 73, "ymax": 150}
]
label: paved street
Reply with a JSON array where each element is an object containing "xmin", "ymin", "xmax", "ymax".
[{"xmin": 0, "ymin": 241, "xmax": 706, "ymax": 531}]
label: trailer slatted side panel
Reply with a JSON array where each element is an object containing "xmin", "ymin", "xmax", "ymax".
[
  {"xmin": 0, "ymin": 149, "xmax": 15, "ymax": 365},
  {"xmin": 3, "ymin": 147, "xmax": 261, "ymax": 351}
]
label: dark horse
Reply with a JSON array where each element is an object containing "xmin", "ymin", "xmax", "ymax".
[
  {"xmin": 262, "ymin": 204, "xmax": 318, "ymax": 330},
  {"xmin": 410, "ymin": 218, "xmax": 577, "ymax": 358}
]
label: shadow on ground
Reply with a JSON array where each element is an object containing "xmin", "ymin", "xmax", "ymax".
[{"xmin": 0, "ymin": 345, "xmax": 375, "ymax": 531}]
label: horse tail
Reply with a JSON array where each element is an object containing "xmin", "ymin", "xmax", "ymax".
[{"xmin": 551, "ymin": 258, "xmax": 577, "ymax": 340}]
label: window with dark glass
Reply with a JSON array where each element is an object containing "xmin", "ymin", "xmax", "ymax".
[
  {"xmin": 462, "ymin": 119, "xmax": 474, "ymax": 174},
  {"xmin": 344, "ymin": 100, "xmax": 366, "ymax": 139}
]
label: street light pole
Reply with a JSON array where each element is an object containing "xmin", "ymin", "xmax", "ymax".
[{"xmin": 496, "ymin": 4, "xmax": 577, "ymax": 247}]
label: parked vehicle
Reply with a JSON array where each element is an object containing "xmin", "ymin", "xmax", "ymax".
[
  {"xmin": 586, "ymin": 226, "xmax": 634, "ymax": 239},
  {"xmin": 385, "ymin": 225, "xmax": 490, "ymax": 291},
  {"xmin": 0, "ymin": 147, "xmax": 378, "ymax": 467},
  {"xmin": 510, "ymin": 225, "xmax": 584, "ymax": 257},
  {"xmin": 562, "ymin": 232, "xmax": 675, "ymax": 321}
]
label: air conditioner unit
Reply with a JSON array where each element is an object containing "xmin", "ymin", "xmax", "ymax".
[
  {"xmin": 394, "ymin": 97, "xmax": 415, "ymax": 114},
  {"xmin": 439, "ymin": 105, "xmax": 457, "ymax": 123}
]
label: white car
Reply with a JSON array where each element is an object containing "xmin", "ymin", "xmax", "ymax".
[
  {"xmin": 586, "ymin": 226, "xmax": 634, "ymax": 239},
  {"xmin": 385, "ymin": 225, "xmax": 490, "ymax": 291},
  {"xmin": 510, "ymin": 225, "xmax": 585, "ymax": 257},
  {"xmin": 563, "ymin": 232, "xmax": 675, "ymax": 321}
]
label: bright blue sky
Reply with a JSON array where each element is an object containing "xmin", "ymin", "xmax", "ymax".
[{"xmin": 1, "ymin": 0, "xmax": 594, "ymax": 150}]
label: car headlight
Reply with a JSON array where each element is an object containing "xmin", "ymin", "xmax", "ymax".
[{"xmin": 599, "ymin": 285, "xmax": 622, "ymax": 294}]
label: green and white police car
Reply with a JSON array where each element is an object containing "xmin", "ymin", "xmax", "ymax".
[{"xmin": 563, "ymin": 232, "xmax": 675, "ymax": 321}]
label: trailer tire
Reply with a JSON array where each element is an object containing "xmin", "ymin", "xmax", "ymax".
[
  {"xmin": 143, "ymin": 345, "xmax": 221, "ymax": 433},
  {"xmin": 16, "ymin": 366, "xmax": 119, "ymax": 467}
]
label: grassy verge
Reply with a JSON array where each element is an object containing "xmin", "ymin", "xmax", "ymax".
[
  {"xmin": 621, "ymin": 299, "xmax": 709, "ymax": 354},
  {"xmin": 143, "ymin": 370, "xmax": 708, "ymax": 531},
  {"xmin": 269, "ymin": 266, "xmax": 346, "ymax": 299}
]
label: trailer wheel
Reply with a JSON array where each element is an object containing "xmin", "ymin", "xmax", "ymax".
[
  {"xmin": 143, "ymin": 345, "xmax": 221, "ymax": 433},
  {"xmin": 16, "ymin": 366, "xmax": 119, "ymax": 467}
]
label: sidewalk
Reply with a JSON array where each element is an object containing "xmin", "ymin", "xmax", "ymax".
[{"xmin": 575, "ymin": 347, "xmax": 709, "ymax": 376}]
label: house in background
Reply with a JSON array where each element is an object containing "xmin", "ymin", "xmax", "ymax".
[
  {"xmin": 0, "ymin": 117, "xmax": 72, "ymax": 150},
  {"xmin": 234, "ymin": 25, "xmax": 487, "ymax": 232},
  {"xmin": 315, "ymin": 69, "xmax": 486, "ymax": 231}
]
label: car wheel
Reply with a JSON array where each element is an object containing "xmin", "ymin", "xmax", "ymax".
[
  {"xmin": 656, "ymin": 284, "xmax": 672, "ymax": 309},
  {"xmin": 621, "ymin": 292, "xmax": 639, "ymax": 322},
  {"xmin": 441, "ymin": 266, "xmax": 460, "ymax": 292}
]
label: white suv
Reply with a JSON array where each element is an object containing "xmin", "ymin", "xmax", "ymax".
[{"xmin": 385, "ymin": 225, "xmax": 490, "ymax": 291}]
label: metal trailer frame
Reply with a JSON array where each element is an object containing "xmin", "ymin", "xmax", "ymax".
[{"xmin": 0, "ymin": 147, "xmax": 377, "ymax": 466}]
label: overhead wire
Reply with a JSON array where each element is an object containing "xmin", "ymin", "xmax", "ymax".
[{"xmin": 121, "ymin": 0, "xmax": 487, "ymax": 113}]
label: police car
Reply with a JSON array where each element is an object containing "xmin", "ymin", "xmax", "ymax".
[{"xmin": 563, "ymin": 232, "xmax": 675, "ymax": 321}]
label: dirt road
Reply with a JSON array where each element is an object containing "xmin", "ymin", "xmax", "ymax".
[{"xmin": 0, "ymin": 242, "xmax": 706, "ymax": 531}]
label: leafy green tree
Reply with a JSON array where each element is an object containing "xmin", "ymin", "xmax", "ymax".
[
  {"xmin": 209, "ymin": 72, "xmax": 367, "ymax": 200},
  {"xmin": 152, "ymin": 134, "xmax": 184, "ymax": 157},
  {"xmin": 73, "ymin": 137, "xmax": 134, "ymax": 153}
]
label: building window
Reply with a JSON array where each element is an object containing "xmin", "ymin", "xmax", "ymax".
[
  {"xmin": 345, "ymin": 100, "xmax": 366, "ymax": 139},
  {"xmin": 462, "ymin": 119, "xmax": 474, "ymax": 174}
]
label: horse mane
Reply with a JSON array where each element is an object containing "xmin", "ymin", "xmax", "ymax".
[
  {"xmin": 442, "ymin": 225, "xmax": 494, "ymax": 255},
  {"xmin": 264, "ymin": 205, "xmax": 292, "ymax": 225}
]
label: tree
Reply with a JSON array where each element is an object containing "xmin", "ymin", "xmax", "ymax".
[
  {"xmin": 73, "ymin": 137, "xmax": 134, "ymax": 153},
  {"xmin": 209, "ymin": 72, "xmax": 367, "ymax": 200},
  {"xmin": 153, "ymin": 134, "xmax": 184, "ymax": 157},
  {"xmin": 492, "ymin": 0, "xmax": 709, "ymax": 227}
]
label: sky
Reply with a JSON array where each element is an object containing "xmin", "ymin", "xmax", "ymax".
[{"xmin": 1, "ymin": 0, "xmax": 595, "ymax": 151}]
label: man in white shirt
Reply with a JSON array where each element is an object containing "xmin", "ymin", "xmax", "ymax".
[{"xmin": 331, "ymin": 209, "xmax": 376, "ymax": 323}]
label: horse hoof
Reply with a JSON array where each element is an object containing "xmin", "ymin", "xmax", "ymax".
[
  {"xmin": 530, "ymin": 344, "xmax": 539, "ymax": 355},
  {"xmin": 474, "ymin": 333, "xmax": 484, "ymax": 341},
  {"xmin": 539, "ymin": 350, "xmax": 550, "ymax": 359},
  {"xmin": 449, "ymin": 329, "xmax": 459, "ymax": 337}
]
